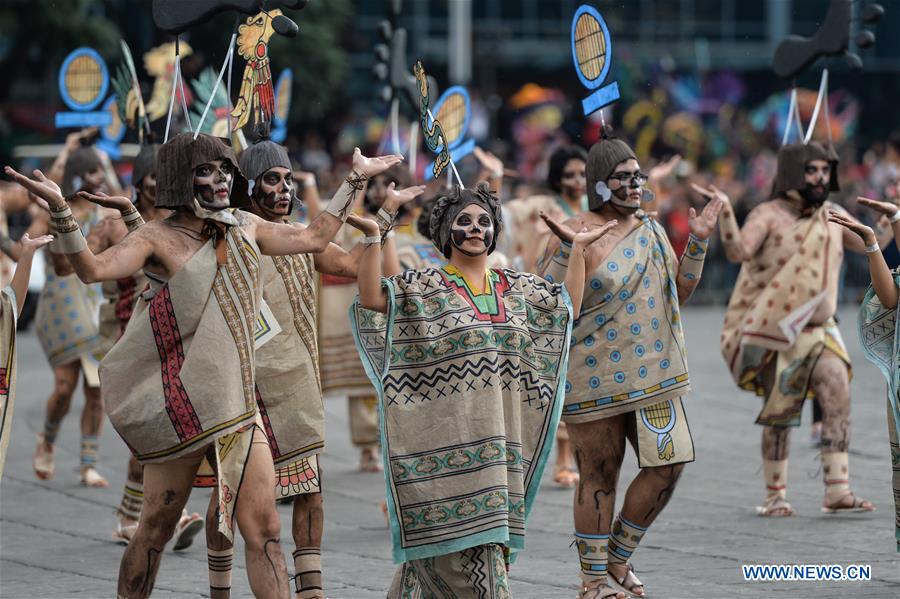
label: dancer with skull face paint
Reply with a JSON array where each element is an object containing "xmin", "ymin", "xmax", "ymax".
[
  {"xmin": 350, "ymin": 181, "xmax": 615, "ymax": 597},
  {"xmin": 76, "ymin": 142, "xmax": 205, "ymax": 549},
  {"xmin": 539, "ymin": 129, "xmax": 722, "ymax": 599},
  {"xmin": 0, "ymin": 144, "xmax": 117, "ymax": 487},
  {"xmin": 716, "ymin": 141, "xmax": 875, "ymax": 518},
  {"xmin": 196, "ymin": 137, "xmax": 423, "ymax": 599},
  {"xmin": 5, "ymin": 132, "xmax": 403, "ymax": 598}
]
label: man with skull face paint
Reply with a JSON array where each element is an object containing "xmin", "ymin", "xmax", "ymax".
[
  {"xmin": 194, "ymin": 138, "xmax": 423, "ymax": 599},
  {"xmin": 0, "ymin": 144, "xmax": 116, "ymax": 487},
  {"xmin": 350, "ymin": 181, "xmax": 615, "ymax": 597},
  {"xmin": 714, "ymin": 141, "xmax": 875, "ymax": 518},
  {"xmin": 77, "ymin": 143, "xmax": 206, "ymax": 549},
  {"xmin": 539, "ymin": 129, "xmax": 722, "ymax": 599},
  {"xmin": 5, "ymin": 131, "xmax": 403, "ymax": 598}
]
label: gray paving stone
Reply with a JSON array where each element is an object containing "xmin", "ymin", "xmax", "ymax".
[{"xmin": 1, "ymin": 306, "xmax": 898, "ymax": 597}]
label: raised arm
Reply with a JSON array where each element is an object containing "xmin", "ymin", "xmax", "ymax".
[
  {"xmin": 693, "ymin": 183, "xmax": 769, "ymax": 262},
  {"xmin": 0, "ymin": 209, "xmax": 49, "ymax": 262},
  {"xmin": 348, "ymin": 215, "xmax": 388, "ymax": 313},
  {"xmin": 535, "ymin": 212, "xmax": 617, "ymax": 316},
  {"xmin": 8, "ymin": 233, "xmax": 54, "ymax": 314},
  {"xmin": 676, "ymin": 192, "xmax": 723, "ymax": 303},
  {"xmin": 829, "ymin": 210, "xmax": 898, "ymax": 309},
  {"xmin": 857, "ymin": 196, "xmax": 900, "ymax": 253},
  {"xmin": 254, "ymin": 149, "xmax": 402, "ymax": 256},
  {"xmin": 4, "ymin": 166, "xmax": 153, "ymax": 283}
]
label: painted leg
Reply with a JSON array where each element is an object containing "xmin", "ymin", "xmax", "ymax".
[
  {"xmin": 233, "ymin": 428, "xmax": 290, "ymax": 598},
  {"xmin": 206, "ymin": 487, "xmax": 234, "ymax": 599},
  {"xmin": 568, "ymin": 416, "xmax": 626, "ymax": 599},
  {"xmin": 292, "ymin": 491, "xmax": 324, "ymax": 598},
  {"xmin": 115, "ymin": 456, "xmax": 145, "ymax": 544},
  {"xmin": 760, "ymin": 424, "xmax": 792, "ymax": 515},
  {"xmin": 34, "ymin": 362, "xmax": 79, "ymax": 480},
  {"xmin": 80, "ymin": 382, "xmax": 107, "ymax": 487},
  {"xmin": 117, "ymin": 448, "xmax": 204, "ymax": 598},
  {"xmin": 554, "ymin": 423, "xmax": 580, "ymax": 488},
  {"xmin": 813, "ymin": 350, "xmax": 873, "ymax": 512},
  {"xmin": 349, "ymin": 394, "xmax": 381, "ymax": 472}
]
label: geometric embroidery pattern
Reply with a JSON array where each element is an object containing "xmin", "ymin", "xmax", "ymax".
[{"xmin": 148, "ymin": 286, "xmax": 202, "ymax": 442}]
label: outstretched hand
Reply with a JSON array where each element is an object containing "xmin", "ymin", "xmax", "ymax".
[
  {"xmin": 382, "ymin": 182, "xmax": 427, "ymax": 213},
  {"xmin": 19, "ymin": 232, "xmax": 54, "ymax": 255},
  {"xmin": 688, "ymin": 193, "xmax": 725, "ymax": 240},
  {"xmin": 857, "ymin": 196, "xmax": 900, "ymax": 217},
  {"xmin": 649, "ymin": 154, "xmax": 682, "ymax": 182},
  {"xmin": 4, "ymin": 167, "xmax": 65, "ymax": 212},
  {"xmin": 352, "ymin": 148, "xmax": 404, "ymax": 178},
  {"xmin": 572, "ymin": 220, "xmax": 618, "ymax": 249},
  {"xmin": 539, "ymin": 211, "xmax": 578, "ymax": 244},
  {"xmin": 346, "ymin": 214, "xmax": 381, "ymax": 237},
  {"xmin": 474, "ymin": 147, "xmax": 504, "ymax": 177},
  {"xmin": 76, "ymin": 191, "xmax": 133, "ymax": 213},
  {"xmin": 828, "ymin": 210, "xmax": 876, "ymax": 245},
  {"xmin": 690, "ymin": 182, "xmax": 730, "ymax": 205}
]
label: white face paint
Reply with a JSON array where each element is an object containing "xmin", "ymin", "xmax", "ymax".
[
  {"xmin": 450, "ymin": 203, "xmax": 494, "ymax": 257},
  {"xmin": 193, "ymin": 159, "xmax": 234, "ymax": 210},
  {"xmin": 606, "ymin": 158, "xmax": 648, "ymax": 211}
]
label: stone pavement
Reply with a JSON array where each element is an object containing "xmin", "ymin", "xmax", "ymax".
[{"xmin": 1, "ymin": 306, "xmax": 898, "ymax": 598}]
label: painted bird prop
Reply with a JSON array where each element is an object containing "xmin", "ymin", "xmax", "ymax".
[{"xmin": 231, "ymin": 10, "xmax": 281, "ymax": 131}]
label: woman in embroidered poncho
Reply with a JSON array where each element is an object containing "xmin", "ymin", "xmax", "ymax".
[
  {"xmin": 830, "ymin": 199, "xmax": 900, "ymax": 552},
  {"xmin": 349, "ymin": 181, "xmax": 615, "ymax": 598}
]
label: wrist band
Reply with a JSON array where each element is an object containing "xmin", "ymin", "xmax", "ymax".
[
  {"xmin": 49, "ymin": 205, "xmax": 87, "ymax": 254},
  {"xmin": 122, "ymin": 209, "xmax": 145, "ymax": 232},
  {"xmin": 324, "ymin": 171, "xmax": 368, "ymax": 222},
  {"xmin": 361, "ymin": 235, "xmax": 381, "ymax": 246},
  {"xmin": 865, "ymin": 242, "xmax": 881, "ymax": 254},
  {"xmin": 375, "ymin": 207, "xmax": 397, "ymax": 244},
  {"xmin": 890, "ymin": 211, "xmax": 900, "ymax": 224},
  {"xmin": 679, "ymin": 234, "xmax": 709, "ymax": 281}
]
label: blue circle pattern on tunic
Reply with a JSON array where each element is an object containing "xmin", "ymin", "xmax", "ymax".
[
  {"xmin": 655, "ymin": 339, "xmax": 664, "ymax": 352},
  {"xmin": 624, "ymin": 248, "xmax": 635, "ymax": 258},
  {"xmin": 631, "ymin": 323, "xmax": 641, "ymax": 335},
  {"xmin": 648, "ymin": 297, "xmax": 656, "ymax": 309},
  {"xmin": 584, "ymin": 335, "xmax": 595, "ymax": 347},
  {"xmin": 614, "ymin": 371, "xmax": 626, "ymax": 383},
  {"xmin": 622, "ymin": 275, "xmax": 630, "ymax": 284},
  {"xmin": 586, "ymin": 356, "xmax": 597, "ymax": 368},
  {"xmin": 590, "ymin": 376, "xmax": 600, "ymax": 388},
  {"xmin": 636, "ymin": 263, "xmax": 645, "ymax": 273},
  {"xmin": 591, "ymin": 278, "xmax": 602, "ymax": 290},
  {"xmin": 634, "ymin": 344, "xmax": 645, "ymax": 357},
  {"xmin": 660, "ymin": 359, "xmax": 670, "ymax": 369},
  {"xmin": 626, "ymin": 303, "xmax": 636, "ymax": 314},
  {"xmin": 608, "ymin": 261, "xmax": 619, "ymax": 272},
  {"xmin": 638, "ymin": 366, "xmax": 648, "ymax": 378},
  {"xmin": 651, "ymin": 318, "xmax": 660, "ymax": 330},
  {"xmin": 595, "ymin": 314, "xmax": 607, "ymax": 326},
  {"xmin": 607, "ymin": 329, "xmax": 618, "ymax": 341},
  {"xmin": 610, "ymin": 350, "xmax": 621, "ymax": 362},
  {"xmin": 565, "ymin": 380, "xmax": 572, "ymax": 392},
  {"xmin": 619, "ymin": 289, "xmax": 630, "ymax": 300},
  {"xmin": 639, "ymin": 236, "xmax": 649, "ymax": 247},
  {"xmin": 603, "ymin": 292, "xmax": 613, "ymax": 302},
  {"xmin": 643, "ymin": 276, "xmax": 651, "ymax": 289}
]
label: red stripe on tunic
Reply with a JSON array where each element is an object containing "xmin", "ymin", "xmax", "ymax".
[
  {"xmin": 148, "ymin": 286, "xmax": 202, "ymax": 441},
  {"xmin": 115, "ymin": 276, "xmax": 138, "ymax": 336}
]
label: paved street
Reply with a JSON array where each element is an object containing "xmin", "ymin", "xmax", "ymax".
[{"xmin": 1, "ymin": 305, "xmax": 899, "ymax": 598}]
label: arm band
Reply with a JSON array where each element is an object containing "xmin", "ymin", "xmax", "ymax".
[
  {"xmin": 540, "ymin": 240, "xmax": 571, "ymax": 284},
  {"xmin": 49, "ymin": 205, "xmax": 87, "ymax": 254},
  {"xmin": 865, "ymin": 242, "xmax": 881, "ymax": 254},
  {"xmin": 890, "ymin": 211, "xmax": 900, "ymax": 224},
  {"xmin": 323, "ymin": 171, "xmax": 368, "ymax": 222},
  {"xmin": 678, "ymin": 234, "xmax": 709, "ymax": 281},
  {"xmin": 375, "ymin": 207, "xmax": 397, "ymax": 246},
  {"xmin": 122, "ymin": 208, "xmax": 145, "ymax": 232}
]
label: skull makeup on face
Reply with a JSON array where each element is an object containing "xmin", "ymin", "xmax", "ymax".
[
  {"xmin": 429, "ymin": 182, "xmax": 503, "ymax": 259},
  {"xmin": 193, "ymin": 159, "xmax": 234, "ymax": 210},
  {"xmin": 255, "ymin": 166, "xmax": 294, "ymax": 216},
  {"xmin": 450, "ymin": 204, "xmax": 495, "ymax": 257},
  {"xmin": 605, "ymin": 158, "xmax": 648, "ymax": 212}
]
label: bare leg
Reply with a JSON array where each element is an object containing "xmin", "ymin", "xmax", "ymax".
[
  {"xmin": 117, "ymin": 448, "xmax": 205, "ymax": 598},
  {"xmin": 292, "ymin": 490, "xmax": 324, "ymax": 598},
  {"xmin": 554, "ymin": 423, "xmax": 579, "ymax": 487},
  {"xmin": 206, "ymin": 487, "xmax": 234, "ymax": 599},
  {"xmin": 115, "ymin": 456, "xmax": 145, "ymax": 543},
  {"xmin": 233, "ymin": 428, "xmax": 290, "ymax": 598},
  {"xmin": 34, "ymin": 362, "xmax": 80, "ymax": 479},
  {"xmin": 80, "ymin": 382, "xmax": 108, "ymax": 486},
  {"xmin": 602, "ymin": 416, "xmax": 684, "ymax": 597},
  {"xmin": 812, "ymin": 350, "xmax": 873, "ymax": 510},
  {"xmin": 568, "ymin": 416, "xmax": 627, "ymax": 598}
]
